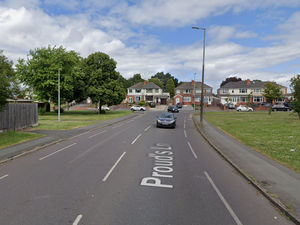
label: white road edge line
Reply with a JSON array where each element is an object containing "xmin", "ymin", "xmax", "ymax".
[
  {"xmin": 102, "ymin": 152, "xmax": 126, "ymax": 182},
  {"xmin": 131, "ymin": 133, "xmax": 142, "ymax": 145},
  {"xmin": 39, "ymin": 143, "xmax": 77, "ymax": 161},
  {"xmin": 187, "ymin": 141, "xmax": 198, "ymax": 159},
  {"xmin": 204, "ymin": 171, "xmax": 243, "ymax": 225},
  {"xmin": 70, "ymin": 131, "xmax": 90, "ymax": 139},
  {"xmin": 144, "ymin": 125, "xmax": 151, "ymax": 131},
  {"xmin": 184, "ymin": 123, "xmax": 186, "ymax": 129},
  {"xmin": 184, "ymin": 130, "xmax": 187, "ymax": 138},
  {"xmin": 88, "ymin": 130, "xmax": 106, "ymax": 139},
  {"xmin": 73, "ymin": 214, "xmax": 83, "ymax": 225},
  {"xmin": 0, "ymin": 174, "xmax": 8, "ymax": 180}
]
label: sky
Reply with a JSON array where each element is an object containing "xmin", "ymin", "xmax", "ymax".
[{"xmin": 1, "ymin": 0, "xmax": 300, "ymax": 93}]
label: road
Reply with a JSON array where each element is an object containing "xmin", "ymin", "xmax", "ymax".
[{"xmin": 0, "ymin": 109, "xmax": 293, "ymax": 225}]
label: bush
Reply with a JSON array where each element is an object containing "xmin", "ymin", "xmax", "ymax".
[
  {"xmin": 54, "ymin": 107, "xmax": 64, "ymax": 113},
  {"xmin": 38, "ymin": 107, "xmax": 46, "ymax": 115},
  {"xmin": 138, "ymin": 100, "xmax": 145, "ymax": 106}
]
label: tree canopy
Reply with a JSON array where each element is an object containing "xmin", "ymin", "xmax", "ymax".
[
  {"xmin": 166, "ymin": 78, "xmax": 175, "ymax": 98},
  {"xmin": 220, "ymin": 76, "xmax": 242, "ymax": 87},
  {"xmin": 126, "ymin": 74, "xmax": 144, "ymax": 88},
  {"xmin": 16, "ymin": 46, "xmax": 85, "ymax": 104},
  {"xmin": 151, "ymin": 72, "xmax": 178, "ymax": 90},
  {"xmin": 290, "ymin": 74, "xmax": 300, "ymax": 119},
  {"xmin": 262, "ymin": 82, "xmax": 283, "ymax": 115},
  {"xmin": 81, "ymin": 52, "xmax": 126, "ymax": 113},
  {"xmin": 149, "ymin": 77, "xmax": 163, "ymax": 88}
]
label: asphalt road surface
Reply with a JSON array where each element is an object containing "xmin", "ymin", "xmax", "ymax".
[{"xmin": 0, "ymin": 110, "xmax": 294, "ymax": 225}]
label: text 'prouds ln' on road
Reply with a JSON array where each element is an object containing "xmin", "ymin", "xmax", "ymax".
[{"xmin": 140, "ymin": 143, "xmax": 174, "ymax": 189}]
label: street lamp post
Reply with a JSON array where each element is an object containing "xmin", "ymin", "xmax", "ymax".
[
  {"xmin": 58, "ymin": 68, "xmax": 61, "ymax": 122},
  {"xmin": 193, "ymin": 72, "xmax": 196, "ymax": 110},
  {"xmin": 192, "ymin": 26, "xmax": 206, "ymax": 125}
]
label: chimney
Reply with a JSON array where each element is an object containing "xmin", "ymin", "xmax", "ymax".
[
  {"xmin": 191, "ymin": 80, "xmax": 195, "ymax": 85},
  {"xmin": 246, "ymin": 79, "xmax": 251, "ymax": 85},
  {"xmin": 144, "ymin": 81, "xmax": 147, "ymax": 85}
]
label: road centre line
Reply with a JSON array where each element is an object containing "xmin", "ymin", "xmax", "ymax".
[
  {"xmin": 184, "ymin": 130, "xmax": 187, "ymax": 138},
  {"xmin": 0, "ymin": 174, "xmax": 8, "ymax": 181},
  {"xmin": 204, "ymin": 171, "xmax": 243, "ymax": 225},
  {"xmin": 39, "ymin": 143, "xmax": 77, "ymax": 161},
  {"xmin": 187, "ymin": 141, "xmax": 198, "ymax": 159},
  {"xmin": 144, "ymin": 125, "xmax": 151, "ymax": 131},
  {"xmin": 102, "ymin": 152, "xmax": 126, "ymax": 182},
  {"xmin": 88, "ymin": 130, "xmax": 106, "ymax": 139},
  {"xmin": 131, "ymin": 133, "xmax": 142, "ymax": 145},
  {"xmin": 72, "ymin": 214, "xmax": 83, "ymax": 225}
]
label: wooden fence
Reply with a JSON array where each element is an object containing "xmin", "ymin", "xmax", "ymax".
[{"xmin": 0, "ymin": 103, "xmax": 38, "ymax": 132}]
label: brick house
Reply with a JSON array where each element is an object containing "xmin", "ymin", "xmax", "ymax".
[
  {"xmin": 174, "ymin": 81, "xmax": 213, "ymax": 106},
  {"xmin": 217, "ymin": 79, "xmax": 287, "ymax": 106},
  {"xmin": 126, "ymin": 81, "xmax": 170, "ymax": 105}
]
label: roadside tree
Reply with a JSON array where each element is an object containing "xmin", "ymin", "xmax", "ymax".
[
  {"xmin": 290, "ymin": 74, "xmax": 300, "ymax": 119},
  {"xmin": 126, "ymin": 74, "xmax": 144, "ymax": 88},
  {"xmin": 262, "ymin": 82, "xmax": 283, "ymax": 115},
  {"xmin": 166, "ymin": 78, "xmax": 175, "ymax": 98},
  {"xmin": 81, "ymin": 52, "xmax": 126, "ymax": 114},
  {"xmin": 151, "ymin": 72, "xmax": 178, "ymax": 90}
]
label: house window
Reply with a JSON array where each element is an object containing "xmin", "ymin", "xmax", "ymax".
[
  {"xmin": 176, "ymin": 89, "xmax": 180, "ymax": 94},
  {"xmin": 146, "ymin": 89, "xmax": 153, "ymax": 93},
  {"xmin": 129, "ymin": 89, "xmax": 132, "ymax": 93},
  {"xmin": 128, "ymin": 97, "xmax": 133, "ymax": 103},
  {"xmin": 195, "ymin": 98, "xmax": 200, "ymax": 102},
  {"xmin": 135, "ymin": 89, "xmax": 141, "ymax": 93},
  {"xmin": 184, "ymin": 89, "xmax": 191, "ymax": 94},
  {"xmin": 155, "ymin": 89, "xmax": 159, "ymax": 93},
  {"xmin": 222, "ymin": 89, "xmax": 228, "ymax": 94},
  {"xmin": 231, "ymin": 89, "xmax": 234, "ymax": 93},
  {"xmin": 196, "ymin": 89, "xmax": 201, "ymax": 94},
  {"xmin": 183, "ymin": 97, "xmax": 191, "ymax": 102},
  {"xmin": 205, "ymin": 89, "xmax": 211, "ymax": 93},
  {"xmin": 254, "ymin": 88, "xmax": 261, "ymax": 93},
  {"xmin": 239, "ymin": 89, "xmax": 247, "ymax": 93},
  {"xmin": 135, "ymin": 96, "xmax": 141, "ymax": 102},
  {"xmin": 239, "ymin": 97, "xmax": 248, "ymax": 102},
  {"xmin": 253, "ymin": 96, "xmax": 263, "ymax": 102}
]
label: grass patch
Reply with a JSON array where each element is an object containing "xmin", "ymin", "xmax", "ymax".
[
  {"xmin": 35, "ymin": 110, "xmax": 132, "ymax": 130},
  {"xmin": 0, "ymin": 131, "xmax": 44, "ymax": 150},
  {"xmin": 204, "ymin": 111, "xmax": 300, "ymax": 173}
]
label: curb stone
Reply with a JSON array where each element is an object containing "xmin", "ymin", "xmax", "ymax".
[{"xmin": 192, "ymin": 115, "xmax": 300, "ymax": 225}]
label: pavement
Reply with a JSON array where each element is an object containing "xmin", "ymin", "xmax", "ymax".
[{"xmin": 193, "ymin": 115, "xmax": 300, "ymax": 224}]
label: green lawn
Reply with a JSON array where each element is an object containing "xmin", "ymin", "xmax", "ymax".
[
  {"xmin": 0, "ymin": 131, "xmax": 44, "ymax": 150},
  {"xmin": 204, "ymin": 111, "xmax": 300, "ymax": 173},
  {"xmin": 35, "ymin": 110, "xmax": 132, "ymax": 130}
]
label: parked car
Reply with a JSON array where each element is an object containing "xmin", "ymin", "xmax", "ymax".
[
  {"xmin": 227, "ymin": 103, "xmax": 235, "ymax": 109},
  {"xmin": 101, "ymin": 105, "xmax": 110, "ymax": 111},
  {"xmin": 156, "ymin": 112, "xmax": 176, "ymax": 128},
  {"xmin": 271, "ymin": 104, "xmax": 291, "ymax": 111},
  {"xmin": 236, "ymin": 105, "xmax": 253, "ymax": 112},
  {"xmin": 149, "ymin": 102, "xmax": 156, "ymax": 108},
  {"xmin": 130, "ymin": 105, "xmax": 146, "ymax": 111},
  {"xmin": 167, "ymin": 105, "xmax": 179, "ymax": 113},
  {"xmin": 176, "ymin": 102, "xmax": 182, "ymax": 108}
]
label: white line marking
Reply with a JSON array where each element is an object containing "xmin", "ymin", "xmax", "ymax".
[
  {"xmin": 39, "ymin": 143, "xmax": 77, "ymax": 160},
  {"xmin": 144, "ymin": 125, "xmax": 151, "ymax": 131},
  {"xmin": 73, "ymin": 214, "xmax": 83, "ymax": 225},
  {"xmin": 131, "ymin": 133, "xmax": 142, "ymax": 144},
  {"xmin": 0, "ymin": 174, "xmax": 8, "ymax": 180},
  {"xmin": 102, "ymin": 152, "xmax": 126, "ymax": 182},
  {"xmin": 204, "ymin": 171, "xmax": 243, "ymax": 225},
  {"xmin": 184, "ymin": 130, "xmax": 187, "ymax": 138},
  {"xmin": 184, "ymin": 123, "xmax": 186, "ymax": 129},
  {"xmin": 70, "ymin": 131, "xmax": 90, "ymax": 139},
  {"xmin": 88, "ymin": 130, "xmax": 106, "ymax": 139},
  {"xmin": 187, "ymin": 141, "xmax": 198, "ymax": 159}
]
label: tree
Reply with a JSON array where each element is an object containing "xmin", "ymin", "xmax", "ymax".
[
  {"xmin": 16, "ymin": 46, "xmax": 85, "ymax": 108},
  {"xmin": 151, "ymin": 72, "xmax": 178, "ymax": 90},
  {"xmin": 290, "ymin": 74, "xmax": 300, "ymax": 119},
  {"xmin": 220, "ymin": 76, "xmax": 242, "ymax": 87},
  {"xmin": 165, "ymin": 78, "xmax": 175, "ymax": 98},
  {"xmin": 262, "ymin": 82, "xmax": 283, "ymax": 115},
  {"xmin": 127, "ymin": 74, "xmax": 144, "ymax": 88},
  {"xmin": 81, "ymin": 52, "xmax": 126, "ymax": 114},
  {"xmin": 0, "ymin": 51, "xmax": 14, "ymax": 111},
  {"xmin": 149, "ymin": 77, "xmax": 163, "ymax": 88}
]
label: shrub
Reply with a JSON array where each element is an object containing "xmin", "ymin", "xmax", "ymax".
[
  {"xmin": 138, "ymin": 100, "xmax": 145, "ymax": 106},
  {"xmin": 38, "ymin": 107, "xmax": 46, "ymax": 115},
  {"xmin": 54, "ymin": 107, "xmax": 64, "ymax": 113}
]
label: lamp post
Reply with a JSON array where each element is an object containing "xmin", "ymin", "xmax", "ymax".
[
  {"xmin": 58, "ymin": 68, "xmax": 61, "ymax": 122},
  {"xmin": 192, "ymin": 26, "xmax": 206, "ymax": 125},
  {"xmin": 193, "ymin": 72, "xmax": 196, "ymax": 110}
]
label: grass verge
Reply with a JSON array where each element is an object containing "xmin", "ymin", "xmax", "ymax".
[
  {"xmin": 0, "ymin": 131, "xmax": 44, "ymax": 150},
  {"xmin": 204, "ymin": 111, "xmax": 300, "ymax": 173},
  {"xmin": 35, "ymin": 110, "xmax": 132, "ymax": 130}
]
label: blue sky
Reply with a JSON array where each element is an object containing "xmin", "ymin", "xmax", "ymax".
[{"xmin": 0, "ymin": 0, "xmax": 300, "ymax": 92}]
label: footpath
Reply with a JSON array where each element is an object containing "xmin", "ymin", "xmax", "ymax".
[
  {"xmin": 193, "ymin": 116, "xmax": 300, "ymax": 224},
  {"xmin": 0, "ymin": 113, "xmax": 138, "ymax": 163}
]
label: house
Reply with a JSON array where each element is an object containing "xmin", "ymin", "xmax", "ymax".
[
  {"xmin": 174, "ymin": 81, "xmax": 213, "ymax": 106},
  {"xmin": 126, "ymin": 81, "xmax": 170, "ymax": 105},
  {"xmin": 217, "ymin": 79, "xmax": 287, "ymax": 106}
]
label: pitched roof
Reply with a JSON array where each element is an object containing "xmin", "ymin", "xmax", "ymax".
[
  {"xmin": 220, "ymin": 80, "xmax": 286, "ymax": 89},
  {"xmin": 175, "ymin": 81, "xmax": 212, "ymax": 90},
  {"xmin": 129, "ymin": 82, "xmax": 161, "ymax": 89}
]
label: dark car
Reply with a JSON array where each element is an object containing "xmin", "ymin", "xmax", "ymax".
[
  {"xmin": 167, "ymin": 105, "xmax": 179, "ymax": 113},
  {"xmin": 156, "ymin": 112, "xmax": 176, "ymax": 128},
  {"xmin": 176, "ymin": 102, "xmax": 182, "ymax": 108},
  {"xmin": 149, "ymin": 102, "xmax": 156, "ymax": 108},
  {"xmin": 271, "ymin": 104, "xmax": 291, "ymax": 111}
]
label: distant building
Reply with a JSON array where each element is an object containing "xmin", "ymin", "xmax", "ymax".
[
  {"xmin": 126, "ymin": 81, "xmax": 170, "ymax": 105},
  {"xmin": 217, "ymin": 79, "xmax": 287, "ymax": 105},
  {"xmin": 174, "ymin": 81, "xmax": 213, "ymax": 105}
]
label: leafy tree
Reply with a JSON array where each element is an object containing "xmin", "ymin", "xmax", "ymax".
[
  {"xmin": 81, "ymin": 52, "xmax": 126, "ymax": 114},
  {"xmin": 262, "ymin": 82, "xmax": 283, "ymax": 115},
  {"xmin": 151, "ymin": 72, "xmax": 178, "ymax": 90},
  {"xmin": 149, "ymin": 77, "xmax": 163, "ymax": 88},
  {"xmin": 16, "ymin": 46, "xmax": 85, "ymax": 108},
  {"xmin": 220, "ymin": 76, "xmax": 242, "ymax": 87},
  {"xmin": 290, "ymin": 74, "xmax": 300, "ymax": 119},
  {"xmin": 0, "ymin": 51, "xmax": 14, "ymax": 111},
  {"xmin": 166, "ymin": 78, "xmax": 175, "ymax": 98},
  {"xmin": 127, "ymin": 74, "xmax": 144, "ymax": 88}
]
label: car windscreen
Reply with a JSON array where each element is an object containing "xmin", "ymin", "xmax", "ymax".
[{"xmin": 160, "ymin": 113, "xmax": 173, "ymax": 119}]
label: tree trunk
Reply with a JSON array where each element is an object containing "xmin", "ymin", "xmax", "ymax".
[
  {"xmin": 268, "ymin": 106, "xmax": 272, "ymax": 115},
  {"xmin": 298, "ymin": 112, "xmax": 300, "ymax": 120},
  {"xmin": 98, "ymin": 100, "xmax": 102, "ymax": 114}
]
